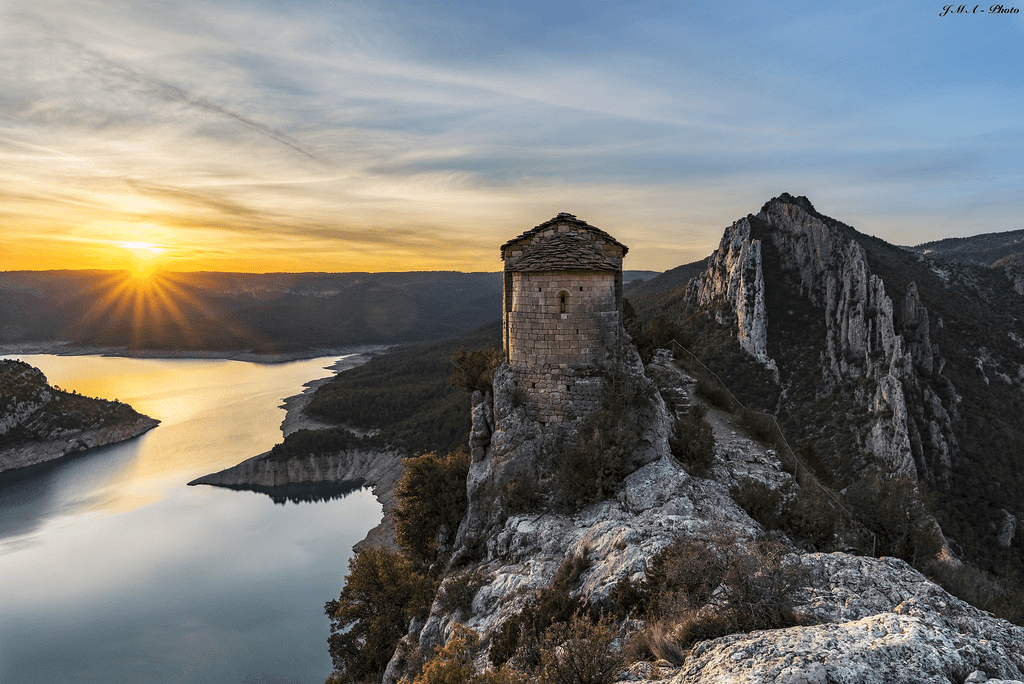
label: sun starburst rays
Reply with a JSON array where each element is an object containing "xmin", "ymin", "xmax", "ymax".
[{"xmin": 67, "ymin": 270, "xmax": 253, "ymax": 350}]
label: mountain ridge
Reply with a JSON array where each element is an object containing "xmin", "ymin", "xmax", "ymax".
[{"xmin": 630, "ymin": 193, "xmax": 1024, "ymax": 578}]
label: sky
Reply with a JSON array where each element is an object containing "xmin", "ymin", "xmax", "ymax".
[{"xmin": 1, "ymin": 0, "xmax": 1022, "ymax": 274}]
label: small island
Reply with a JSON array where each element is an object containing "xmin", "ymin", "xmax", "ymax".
[{"xmin": 0, "ymin": 359, "xmax": 159, "ymax": 474}]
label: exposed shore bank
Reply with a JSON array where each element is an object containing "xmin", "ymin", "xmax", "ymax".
[
  {"xmin": 189, "ymin": 348, "xmax": 404, "ymax": 548},
  {"xmin": 0, "ymin": 414, "xmax": 160, "ymax": 474},
  {"xmin": 0, "ymin": 341, "xmax": 390, "ymax": 365}
]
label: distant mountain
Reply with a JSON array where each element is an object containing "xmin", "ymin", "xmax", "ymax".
[
  {"xmin": 908, "ymin": 229, "xmax": 1024, "ymax": 266},
  {"xmin": 629, "ymin": 194, "xmax": 1024, "ymax": 581},
  {"xmin": 906, "ymin": 230, "xmax": 1024, "ymax": 297},
  {"xmin": 0, "ymin": 270, "xmax": 503, "ymax": 353},
  {"xmin": 622, "ymin": 269, "xmax": 662, "ymax": 286},
  {"xmin": 630, "ymin": 260, "xmax": 705, "ymax": 294}
]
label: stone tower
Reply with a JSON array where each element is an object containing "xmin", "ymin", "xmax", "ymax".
[{"xmin": 500, "ymin": 213, "xmax": 628, "ymax": 424}]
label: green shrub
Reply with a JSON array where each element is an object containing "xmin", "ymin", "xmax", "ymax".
[
  {"xmin": 730, "ymin": 479, "xmax": 785, "ymax": 531},
  {"xmin": 552, "ymin": 417, "xmax": 629, "ymax": 511},
  {"xmin": 409, "ymin": 624, "xmax": 481, "ymax": 684},
  {"xmin": 778, "ymin": 481, "xmax": 847, "ymax": 551},
  {"xmin": 552, "ymin": 362, "xmax": 656, "ymax": 510},
  {"xmin": 923, "ymin": 558, "xmax": 1024, "ymax": 626},
  {"xmin": 451, "ymin": 345, "xmax": 502, "ymax": 394},
  {"xmin": 498, "ymin": 473, "xmax": 543, "ymax": 516},
  {"xmin": 738, "ymin": 408, "xmax": 784, "ymax": 447},
  {"xmin": 325, "ymin": 546, "xmax": 436, "ymax": 684},
  {"xmin": 670, "ymin": 414, "xmax": 716, "ymax": 476},
  {"xmin": 608, "ymin": 576, "xmax": 648, "ymax": 620},
  {"xmin": 394, "ymin": 450, "xmax": 471, "ymax": 567},
  {"xmin": 695, "ymin": 376, "xmax": 735, "ymax": 411},
  {"xmin": 624, "ymin": 621, "xmax": 688, "ymax": 666},
  {"xmin": 843, "ymin": 472, "xmax": 943, "ymax": 563},
  {"xmin": 539, "ymin": 613, "xmax": 625, "ymax": 684},
  {"xmin": 435, "ymin": 568, "xmax": 488, "ymax": 619},
  {"xmin": 640, "ymin": 529, "xmax": 804, "ymax": 652}
]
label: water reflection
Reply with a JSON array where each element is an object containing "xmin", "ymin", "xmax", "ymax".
[
  {"xmin": 0, "ymin": 354, "xmax": 382, "ymax": 684},
  {"xmin": 0, "ymin": 436, "xmax": 147, "ymax": 546},
  {"xmin": 211, "ymin": 480, "xmax": 369, "ymax": 505}
]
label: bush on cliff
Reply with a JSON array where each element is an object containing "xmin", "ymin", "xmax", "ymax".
[
  {"xmin": 326, "ymin": 448, "xmax": 472, "ymax": 683},
  {"xmin": 628, "ymin": 529, "xmax": 804, "ymax": 662},
  {"xmin": 326, "ymin": 546, "xmax": 436, "ymax": 684},
  {"xmin": 670, "ymin": 407, "xmax": 716, "ymax": 477},
  {"xmin": 394, "ymin": 450, "xmax": 471, "ymax": 568},
  {"xmin": 450, "ymin": 344, "xmax": 502, "ymax": 394},
  {"xmin": 539, "ymin": 613, "xmax": 625, "ymax": 684}
]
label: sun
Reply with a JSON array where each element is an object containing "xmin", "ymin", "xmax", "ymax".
[{"xmin": 118, "ymin": 241, "xmax": 166, "ymax": 279}]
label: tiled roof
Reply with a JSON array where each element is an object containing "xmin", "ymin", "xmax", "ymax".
[
  {"xmin": 500, "ymin": 213, "xmax": 628, "ymax": 253},
  {"xmin": 510, "ymin": 232, "xmax": 620, "ymax": 272}
]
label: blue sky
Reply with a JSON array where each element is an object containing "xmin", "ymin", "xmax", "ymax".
[{"xmin": 1, "ymin": 0, "xmax": 1022, "ymax": 272}]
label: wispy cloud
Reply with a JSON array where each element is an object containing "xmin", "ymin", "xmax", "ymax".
[{"xmin": 1, "ymin": 0, "xmax": 1021, "ymax": 272}]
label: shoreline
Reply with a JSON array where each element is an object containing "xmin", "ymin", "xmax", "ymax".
[
  {"xmin": 190, "ymin": 348, "xmax": 404, "ymax": 549},
  {"xmin": 0, "ymin": 341, "xmax": 391, "ymax": 365}
]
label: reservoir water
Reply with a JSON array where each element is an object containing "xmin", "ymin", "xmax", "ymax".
[{"xmin": 0, "ymin": 354, "xmax": 382, "ymax": 684}]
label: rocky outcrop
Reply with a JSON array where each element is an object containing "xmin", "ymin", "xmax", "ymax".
[
  {"xmin": 384, "ymin": 354, "xmax": 1024, "ymax": 684},
  {"xmin": 455, "ymin": 337, "xmax": 671, "ymax": 554},
  {"xmin": 407, "ymin": 451, "xmax": 764, "ymax": 680},
  {"xmin": 190, "ymin": 446, "xmax": 403, "ymax": 546},
  {"xmin": 685, "ymin": 194, "xmax": 959, "ymax": 483},
  {"xmin": 189, "ymin": 447, "xmax": 402, "ymax": 490},
  {"xmin": 690, "ymin": 217, "xmax": 778, "ymax": 381},
  {"xmin": 643, "ymin": 553, "xmax": 1024, "ymax": 684},
  {"xmin": 0, "ymin": 359, "xmax": 158, "ymax": 473}
]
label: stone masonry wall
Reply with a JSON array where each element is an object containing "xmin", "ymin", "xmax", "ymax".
[{"xmin": 508, "ymin": 271, "xmax": 619, "ymax": 423}]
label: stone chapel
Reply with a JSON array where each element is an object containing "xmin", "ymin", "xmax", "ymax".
[{"xmin": 500, "ymin": 213, "xmax": 628, "ymax": 425}]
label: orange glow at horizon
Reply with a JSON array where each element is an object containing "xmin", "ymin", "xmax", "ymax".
[{"xmin": 2, "ymin": 234, "xmax": 504, "ymax": 274}]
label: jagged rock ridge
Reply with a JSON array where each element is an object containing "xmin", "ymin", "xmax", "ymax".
[{"xmin": 643, "ymin": 194, "xmax": 1024, "ymax": 570}]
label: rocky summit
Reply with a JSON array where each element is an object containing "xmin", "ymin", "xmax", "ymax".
[{"xmin": 635, "ymin": 194, "xmax": 1024, "ymax": 574}]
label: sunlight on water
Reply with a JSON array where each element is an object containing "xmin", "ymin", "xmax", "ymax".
[{"xmin": 0, "ymin": 354, "xmax": 382, "ymax": 684}]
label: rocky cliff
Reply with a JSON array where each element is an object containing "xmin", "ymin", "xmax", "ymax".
[
  {"xmin": 0, "ymin": 358, "xmax": 158, "ymax": 473},
  {"xmin": 686, "ymin": 195, "xmax": 955, "ymax": 482},
  {"xmin": 634, "ymin": 194, "xmax": 1024, "ymax": 576},
  {"xmin": 375, "ymin": 348, "xmax": 1024, "ymax": 684}
]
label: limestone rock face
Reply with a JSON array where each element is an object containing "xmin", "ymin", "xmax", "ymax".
[
  {"xmin": 189, "ymin": 447, "xmax": 403, "ymax": 490},
  {"xmin": 691, "ymin": 217, "xmax": 778, "ymax": 380},
  {"xmin": 647, "ymin": 553, "xmax": 1024, "ymax": 684},
  {"xmin": 669, "ymin": 608, "xmax": 1024, "ymax": 684},
  {"xmin": 686, "ymin": 194, "xmax": 958, "ymax": 483}
]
